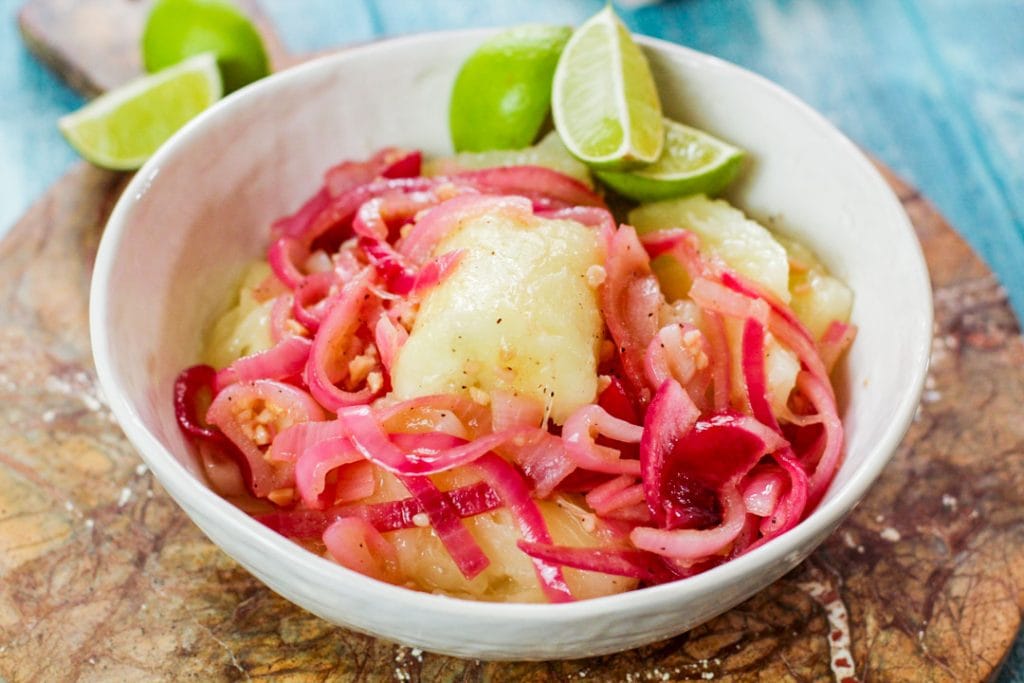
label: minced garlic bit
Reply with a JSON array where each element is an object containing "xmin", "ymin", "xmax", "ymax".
[
  {"xmin": 348, "ymin": 354, "xmax": 376, "ymax": 385},
  {"xmin": 237, "ymin": 400, "xmax": 284, "ymax": 445},
  {"xmin": 268, "ymin": 487, "xmax": 295, "ymax": 506},
  {"xmin": 681, "ymin": 329, "xmax": 710, "ymax": 370},
  {"xmin": 286, "ymin": 319, "xmax": 309, "ymax": 337},
  {"xmin": 367, "ymin": 371, "xmax": 384, "ymax": 394},
  {"xmin": 659, "ymin": 299, "xmax": 700, "ymax": 328},
  {"xmin": 435, "ymin": 182, "xmax": 461, "ymax": 202},
  {"xmin": 469, "ymin": 386, "xmax": 491, "ymax": 406},
  {"xmin": 412, "ymin": 512, "xmax": 430, "ymax": 528},
  {"xmin": 252, "ymin": 424, "xmax": 271, "ymax": 445},
  {"xmin": 585, "ymin": 264, "xmax": 607, "ymax": 288},
  {"xmin": 303, "ymin": 249, "xmax": 333, "ymax": 274}
]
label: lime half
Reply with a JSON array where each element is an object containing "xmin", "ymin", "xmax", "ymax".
[
  {"xmin": 142, "ymin": 0, "xmax": 269, "ymax": 94},
  {"xmin": 58, "ymin": 53, "xmax": 222, "ymax": 170},
  {"xmin": 552, "ymin": 6, "xmax": 663, "ymax": 169},
  {"xmin": 597, "ymin": 119, "xmax": 745, "ymax": 201},
  {"xmin": 449, "ymin": 25, "xmax": 571, "ymax": 152}
]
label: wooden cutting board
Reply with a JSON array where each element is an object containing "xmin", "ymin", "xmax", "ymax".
[{"xmin": 3, "ymin": 1, "xmax": 1023, "ymax": 680}]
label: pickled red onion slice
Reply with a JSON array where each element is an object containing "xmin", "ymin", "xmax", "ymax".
[
  {"xmin": 601, "ymin": 225, "xmax": 662, "ymax": 406},
  {"xmin": 640, "ymin": 379, "xmax": 701, "ymax": 528},
  {"xmin": 798, "ymin": 370, "xmax": 844, "ymax": 508},
  {"xmin": 305, "ymin": 269, "xmax": 381, "ymax": 410},
  {"xmin": 586, "ymin": 476, "xmax": 646, "ymax": 517},
  {"xmin": 517, "ymin": 541, "xmax": 667, "ymax": 582},
  {"xmin": 819, "ymin": 320, "xmax": 857, "ymax": 374},
  {"xmin": 506, "ymin": 431, "xmax": 576, "ymax": 498},
  {"xmin": 630, "ymin": 483, "xmax": 747, "ymax": 561},
  {"xmin": 174, "ymin": 364, "xmax": 222, "ymax": 442},
  {"xmin": 741, "ymin": 466, "xmax": 787, "ymax": 517},
  {"xmin": 398, "ymin": 193, "xmax": 530, "ymax": 266},
  {"xmin": 214, "ymin": 335, "xmax": 312, "ymax": 392},
  {"xmin": 339, "ymin": 404, "xmax": 532, "ymax": 476},
  {"xmin": 373, "ymin": 315, "xmax": 408, "ymax": 375},
  {"xmin": 471, "ymin": 453, "xmax": 574, "ymax": 603},
  {"xmin": 562, "ymin": 404, "xmax": 643, "ymax": 476},
  {"xmin": 325, "ymin": 147, "xmax": 422, "ymax": 198},
  {"xmin": 397, "ymin": 473, "xmax": 491, "ymax": 579},
  {"xmin": 256, "ymin": 481, "xmax": 501, "ymax": 538},
  {"xmin": 272, "ymin": 187, "xmax": 329, "ymax": 240},
  {"xmin": 294, "ymin": 437, "xmax": 365, "ymax": 509},
  {"xmin": 268, "ymin": 236, "xmax": 308, "ymax": 289},
  {"xmin": 453, "ymin": 165, "xmax": 605, "ymax": 210},
  {"xmin": 323, "ymin": 517, "xmax": 399, "ymax": 583},
  {"xmin": 206, "ymin": 379, "xmax": 326, "ymax": 497}
]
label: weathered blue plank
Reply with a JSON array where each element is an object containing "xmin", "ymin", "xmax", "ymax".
[
  {"xmin": 901, "ymin": 0, "xmax": 1024, "ymax": 326},
  {"xmin": 259, "ymin": 0, "xmax": 376, "ymax": 51},
  {"xmin": 0, "ymin": 0, "xmax": 82, "ymax": 232}
]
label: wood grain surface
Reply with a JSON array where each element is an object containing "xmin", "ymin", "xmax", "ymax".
[{"xmin": 4, "ymin": 1, "xmax": 1024, "ymax": 680}]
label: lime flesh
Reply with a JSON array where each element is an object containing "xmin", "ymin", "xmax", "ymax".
[
  {"xmin": 142, "ymin": 0, "xmax": 269, "ymax": 94},
  {"xmin": 552, "ymin": 6, "xmax": 663, "ymax": 169},
  {"xmin": 58, "ymin": 53, "xmax": 223, "ymax": 170},
  {"xmin": 449, "ymin": 25, "xmax": 571, "ymax": 152},
  {"xmin": 597, "ymin": 119, "xmax": 745, "ymax": 201}
]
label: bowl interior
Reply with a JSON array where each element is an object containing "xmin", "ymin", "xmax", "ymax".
[{"xmin": 91, "ymin": 31, "xmax": 931, "ymax": 659}]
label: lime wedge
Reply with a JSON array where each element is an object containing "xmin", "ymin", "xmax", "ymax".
[
  {"xmin": 449, "ymin": 25, "xmax": 571, "ymax": 152},
  {"xmin": 58, "ymin": 53, "xmax": 222, "ymax": 170},
  {"xmin": 552, "ymin": 6, "xmax": 663, "ymax": 169},
  {"xmin": 596, "ymin": 119, "xmax": 745, "ymax": 201},
  {"xmin": 142, "ymin": 0, "xmax": 269, "ymax": 94}
]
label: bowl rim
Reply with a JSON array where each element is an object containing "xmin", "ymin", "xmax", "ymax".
[{"xmin": 90, "ymin": 28, "xmax": 933, "ymax": 623}]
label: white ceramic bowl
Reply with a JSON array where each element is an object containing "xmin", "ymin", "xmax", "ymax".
[{"xmin": 90, "ymin": 30, "xmax": 932, "ymax": 660}]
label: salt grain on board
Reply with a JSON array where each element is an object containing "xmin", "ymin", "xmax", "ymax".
[{"xmin": 43, "ymin": 372, "xmax": 108, "ymax": 413}]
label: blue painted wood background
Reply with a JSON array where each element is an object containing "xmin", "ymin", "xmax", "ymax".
[{"xmin": 2, "ymin": 0, "xmax": 1022, "ymax": 676}]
